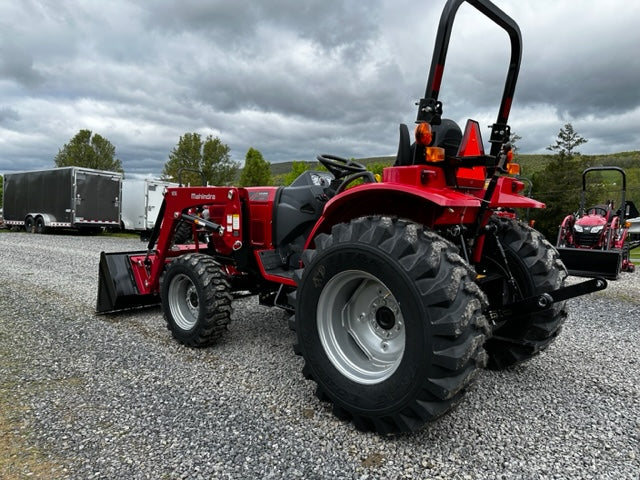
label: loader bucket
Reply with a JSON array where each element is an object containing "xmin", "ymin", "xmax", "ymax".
[
  {"xmin": 557, "ymin": 247, "xmax": 622, "ymax": 280},
  {"xmin": 96, "ymin": 251, "xmax": 160, "ymax": 313}
]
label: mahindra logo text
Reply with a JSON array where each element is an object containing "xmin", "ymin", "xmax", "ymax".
[{"xmin": 191, "ymin": 193, "xmax": 216, "ymax": 200}]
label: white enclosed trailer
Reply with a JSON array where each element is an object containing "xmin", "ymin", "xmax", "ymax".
[{"xmin": 121, "ymin": 178, "xmax": 176, "ymax": 237}]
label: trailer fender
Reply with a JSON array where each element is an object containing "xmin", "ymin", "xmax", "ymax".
[
  {"xmin": 31, "ymin": 213, "xmax": 56, "ymax": 227},
  {"xmin": 303, "ymin": 184, "xmax": 480, "ymax": 249}
]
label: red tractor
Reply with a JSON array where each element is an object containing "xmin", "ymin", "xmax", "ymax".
[
  {"xmin": 97, "ymin": 0, "xmax": 606, "ymax": 434},
  {"xmin": 557, "ymin": 166, "xmax": 638, "ymax": 279}
]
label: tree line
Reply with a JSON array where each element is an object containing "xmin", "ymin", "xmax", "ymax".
[
  {"xmin": 52, "ymin": 129, "xmax": 273, "ymax": 188},
  {"xmin": 4, "ymin": 124, "xmax": 636, "ymax": 245}
]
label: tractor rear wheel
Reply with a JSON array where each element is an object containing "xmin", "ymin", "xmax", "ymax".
[
  {"xmin": 173, "ymin": 220, "xmax": 192, "ymax": 244},
  {"xmin": 480, "ymin": 216, "xmax": 568, "ymax": 370},
  {"xmin": 293, "ymin": 216, "xmax": 489, "ymax": 434},
  {"xmin": 160, "ymin": 253, "xmax": 232, "ymax": 347}
]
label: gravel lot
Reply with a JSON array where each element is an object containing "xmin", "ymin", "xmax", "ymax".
[{"xmin": 0, "ymin": 231, "xmax": 638, "ymax": 479}]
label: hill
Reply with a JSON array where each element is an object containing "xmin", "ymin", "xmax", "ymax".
[{"xmin": 269, "ymin": 151, "xmax": 640, "ymax": 178}]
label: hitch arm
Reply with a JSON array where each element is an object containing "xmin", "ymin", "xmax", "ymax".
[{"xmin": 486, "ymin": 277, "xmax": 607, "ymax": 324}]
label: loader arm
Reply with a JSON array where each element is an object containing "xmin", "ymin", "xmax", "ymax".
[{"xmin": 97, "ymin": 186, "xmax": 246, "ymax": 313}]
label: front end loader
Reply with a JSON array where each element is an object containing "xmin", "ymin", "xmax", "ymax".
[{"xmin": 97, "ymin": 0, "xmax": 607, "ymax": 435}]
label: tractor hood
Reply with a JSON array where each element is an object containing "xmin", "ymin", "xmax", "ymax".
[{"xmin": 575, "ymin": 214, "xmax": 607, "ymax": 228}]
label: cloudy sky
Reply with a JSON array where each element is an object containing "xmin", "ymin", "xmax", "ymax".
[{"xmin": 1, "ymin": 0, "xmax": 639, "ymax": 177}]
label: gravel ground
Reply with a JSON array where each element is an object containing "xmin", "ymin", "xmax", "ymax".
[{"xmin": 0, "ymin": 231, "xmax": 638, "ymax": 480}]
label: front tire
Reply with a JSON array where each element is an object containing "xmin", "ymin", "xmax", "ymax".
[
  {"xmin": 480, "ymin": 216, "xmax": 568, "ymax": 370},
  {"xmin": 160, "ymin": 253, "xmax": 232, "ymax": 347},
  {"xmin": 294, "ymin": 217, "xmax": 489, "ymax": 434}
]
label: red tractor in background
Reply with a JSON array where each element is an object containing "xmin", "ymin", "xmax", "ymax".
[
  {"xmin": 557, "ymin": 166, "xmax": 639, "ymax": 279},
  {"xmin": 97, "ymin": 0, "xmax": 606, "ymax": 434}
]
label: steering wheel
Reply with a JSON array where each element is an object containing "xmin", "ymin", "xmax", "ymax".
[
  {"xmin": 588, "ymin": 207, "xmax": 608, "ymax": 218},
  {"xmin": 317, "ymin": 154, "xmax": 367, "ymax": 179}
]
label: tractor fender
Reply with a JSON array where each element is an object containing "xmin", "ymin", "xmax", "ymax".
[
  {"xmin": 560, "ymin": 214, "xmax": 575, "ymax": 229},
  {"xmin": 303, "ymin": 183, "xmax": 480, "ymax": 249}
]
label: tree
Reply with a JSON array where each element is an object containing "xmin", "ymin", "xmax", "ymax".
[
  {"xmin": 530, "ymin": 124, "xmax": 592, "ymax": 240},
  {"xmin": 54, "ymin": 129, "xmax": 123, "ymax": 173},
  {"xmin": 239, "ymin": 148, "xmax": 272, "ymax": 187},
  {"xmin": 163, "ymin": 133, "xmax": 238, "ymax": 186},
  {"xmin": 546, "ymin": 123, "xmax": 588, "ymax": 158},
  {"xmin": 509, "ymin": 132, "xmax": 522, "ymax": 154},
  {"xmin": 0, "ymin": 174, "xmax": 3, "ymax": 208},
  {"xmin": 283, "ymin": 161, "xmax": 313, "ymax": 185}
]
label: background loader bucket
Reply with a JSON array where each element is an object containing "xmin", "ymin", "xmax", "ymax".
[
  {"xmin": 557, "ymin": 247, "xmax": 622, "ymax": 280},
  {"xmin": 96, "ymin": 251, "xmax": 160, "ymax": 313}
]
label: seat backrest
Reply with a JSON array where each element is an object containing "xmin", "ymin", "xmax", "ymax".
[
  {"xmin": 432, "ymin": 119, "xmax": 462, "ymax": 158},
  {"xmin": 394, "ymin": 124, "xmax": 412, "ymax": 166}
]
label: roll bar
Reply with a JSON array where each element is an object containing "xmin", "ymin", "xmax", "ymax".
[{"xmin": 416, "ymin": 0, "xmax": 522, "ymax": 157}]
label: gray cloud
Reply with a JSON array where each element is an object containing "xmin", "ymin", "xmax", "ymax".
[{"xmin": 0, "ymin": 0, "xmax": 639, "ymax": 177}]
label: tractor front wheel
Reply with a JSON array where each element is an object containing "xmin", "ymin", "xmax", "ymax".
[
  {"xmin": 293, "ymin": 216, "xmax": 489, "ymax": 434},
  {"xmin": 160, "ymin": 253, "xmax": 232, "ymax": 347}
]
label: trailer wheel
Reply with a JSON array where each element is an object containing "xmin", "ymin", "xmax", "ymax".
[
  {"xmin": 160, "ymin": 253, "xmax": 232, "ymax": 347},
  {"xmin": 293, "ymin": 216, "xmax": 489, "ymax": 434},
  {"xmin": 481, "ymin": 216, "xmax": 568, "ymax": 370},
  {"xmin": 34, "ymin": 216, "xmax": 47, "ymax": 234},
  {"xmin": 25, "ymin": 216, "xmax": 35, "ymax": 233}
]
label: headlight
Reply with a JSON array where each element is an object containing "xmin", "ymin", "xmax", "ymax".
[
  {"xmin": 574, "ymin": 225, "xmax": 584, "ymax": 233},
  {"xmin": 591, "ymin": 225, "xmax": 604, "ymax": 233}
]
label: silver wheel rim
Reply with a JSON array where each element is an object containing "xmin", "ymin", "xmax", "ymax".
[
  {"xmin": 168, "ymin": 273, "xmax": 199, "ymax": 330},
  {"xmin": 317, "ymin": 270, "xmax": 405, "ymax": 385}
]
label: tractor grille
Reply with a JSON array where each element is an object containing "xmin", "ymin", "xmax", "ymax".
[{"xmin": 574, "ymin": 232, "xmax": 601, "ymax": 247}]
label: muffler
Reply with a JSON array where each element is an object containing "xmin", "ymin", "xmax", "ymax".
[
  {"xmin": 96, "ymin": 251, "xmax": 160, "ymax": 313},
  {"xmin": 557, "ymin": 247, "xmax": 622, "ymax": 280}
]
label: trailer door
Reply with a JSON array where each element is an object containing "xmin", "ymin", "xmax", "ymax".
[
  {"xmin": 75, "ymin": 171, "xmax": 121, "ymax": 225},
  {"xmin": 145, "ymin": 181, "xmax": 167, "ymax": 230}
]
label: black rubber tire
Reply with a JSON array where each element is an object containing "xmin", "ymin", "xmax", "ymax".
[
  {"xmin": 34, "ymin": 216, "xmax": 47, "ymax": 234},
  {"xmin": 160, "ymin": 253, "xmax": 232, "ymax": 347},
  {"xmin": 480, "ymin": 216, "xmax": 568, "ymax": 370},
  {"xmin": 25, "ymin": 216, "xmax": 35, "ymax": 233},
  {"xmin": 293, "ymin": 216, "xmax": 489, "ymax": 434},
  {"xmin": 173, "ymin": 221, "xmax": 193, "ymax": 244}
]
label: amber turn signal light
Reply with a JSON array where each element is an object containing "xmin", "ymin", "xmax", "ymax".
[
  {"xmin": 506, "ymin": 163, "xmax": 520, "ymax": 175},
  {"xmin": 415, "ymin": 123, "xmax": 433, "ymax": 146},
  {"xmin": 426, "ymin": 146, "xmax": 445, "ymax": 162}
]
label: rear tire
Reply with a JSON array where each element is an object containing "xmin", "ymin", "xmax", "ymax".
[
  {"xmin": 160, "ymin": 253, "xmax": 232, "ymax": 347},
  {"xmin": 173, "ymin": 221, "xmax": 192, "ymax": 244},
  {"xmin": 293, "ymin": 216, "xmax": 489, "ymax": 434},
  {"xmin": 480, "ymin": 216, "xmax": 568, "ymax": 370}
]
